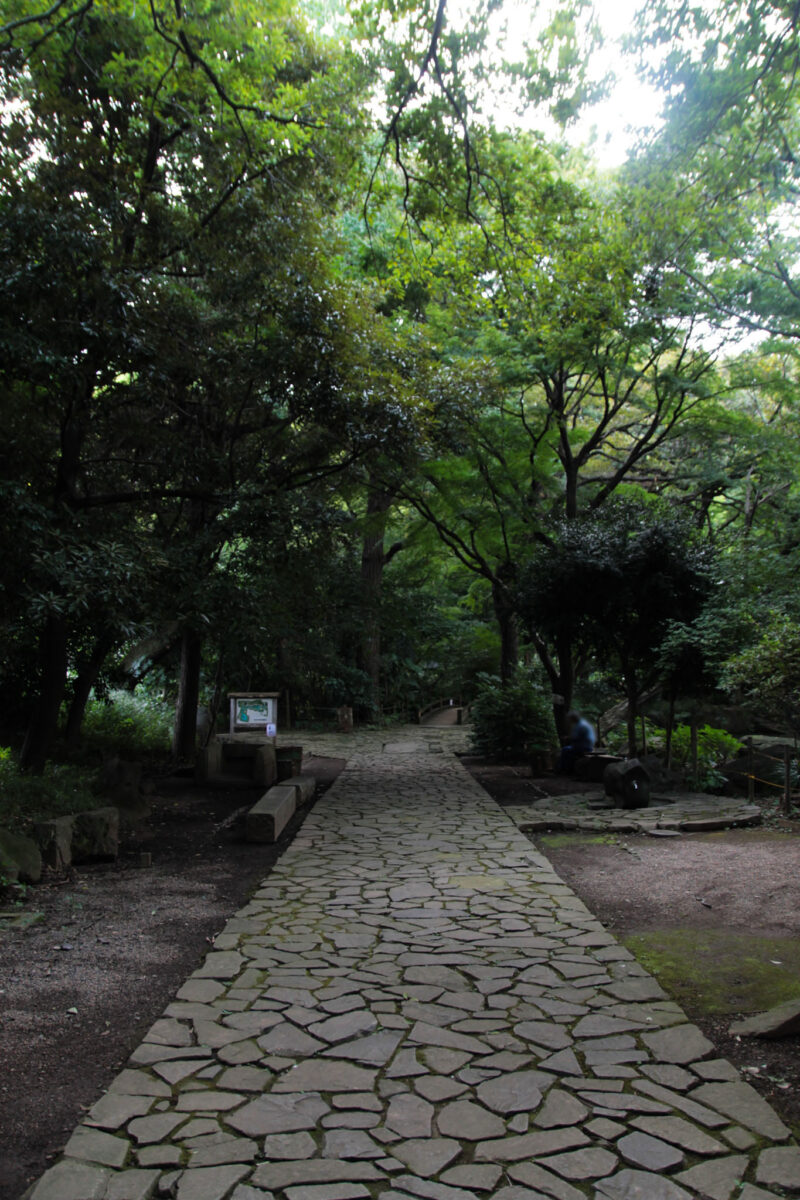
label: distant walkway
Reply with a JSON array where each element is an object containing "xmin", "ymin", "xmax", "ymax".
[{"xmin": 27, "ymin": 729, "xmax": 799, "ymax": 1200}]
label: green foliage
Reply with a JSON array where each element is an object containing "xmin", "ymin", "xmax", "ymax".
[
  {"xmin": 660, "ymin": 723, "xmax": 743, "ymax": 792},
  {"xmin": 722, "ymin": 615, "xmax": 800, "ymax": 732},
  {"xmin": 470, "ymin": 673, "xmax": 556, "ymax": 760},
  {"xmin": 0, "ymin": 751, "xmax": 95, "ymax": 837},
  {"xmin": 80, "ymin": 691, "xmax": 173, "ymax": 760}
]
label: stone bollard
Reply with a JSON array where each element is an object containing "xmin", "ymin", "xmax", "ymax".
[{"xmin": 604, "ymin": 758, "xmax": 651, "ymax": 809}]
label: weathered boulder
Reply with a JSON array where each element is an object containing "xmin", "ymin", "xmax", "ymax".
[
  {"xmin": 604, "ymin": 758, "xmax": 651, "ymax": 809},
  {"xmin": 72, "ymin": 807, "xmax": 119, "ymax": 863},
  {"xmin": 730, "ymin": 998, "xmax": 800, "ymax": 1039},
  {"xmin": 0, "ymin": 827, "xmax": 43, "ymax": 884},
  {"xmin": 34, "ymin": 815, "xmax": 74, "ymax": 871}
]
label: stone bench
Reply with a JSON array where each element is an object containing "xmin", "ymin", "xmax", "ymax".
[
  {"xmin": 245, "ymin": 785, "xmax": 296, "ymax": 843},
  {"xmin": 197, "ymin": 740, "xmax": 277, "ymax": 788},
  {"xmin": 282, "ymin": 775, "xmax": 316, "ymax": 806},
  {"xmin": 574, "ymin": 752, "xmax": 623, "ymax": 783}
]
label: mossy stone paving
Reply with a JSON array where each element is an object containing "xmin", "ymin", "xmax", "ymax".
[
  {"xmin": 507, "ymin": 794, "xmax": 763, "ymax": 836},
  {"xmin": 24, "ymin": 729, "xmax": 800, "ymax": 1200}
]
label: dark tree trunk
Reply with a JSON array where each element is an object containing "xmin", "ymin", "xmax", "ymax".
[
  {"xmin": 20, "ymin": 613, "xmax": 69, "ymax": 774},
  {"xmin": 358, "ymin": 487, "xmax": 395, "ymax": 720},
  {"xmin": 492, "ymin": 579, "xmax": 519, "ymax": 684},
  {"xmin": 65, "ymin": 636, "xmax": 113, "ymax": 747},
  {"xmin": 625, "ymin": 666, "xmax": 639, "ymax": 757},
  {"xmin": 554, "ymin": 633, "xmax": 575, "ymax": 737},
  {"xmin": 173, "ymin": 629, "xmax": 203, "ymax": 761}
]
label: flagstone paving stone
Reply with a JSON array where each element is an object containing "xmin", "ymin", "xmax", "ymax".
[{"xmin": 22, "ymin": 727, "xmax": 799, "ymax": 1200}]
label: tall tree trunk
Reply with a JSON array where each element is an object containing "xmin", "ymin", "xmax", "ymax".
[
  {"xmin": 492, "ymin": 579, "xmax": 519, "ymax": 684},
  {"xmin": 20, "ymin": 613, "xmax": 69, "ymax": 774},
  {"xmin": 65, "ymin": 635, "xmax": 113, "ymax": 747},
  {"xmin": 624, "ymin": 664, "xmax": 639, "ymax": 757},
  {"xmin": 173, "ymin": 629, "xmax": 203, "ymax": 761},
  {"xmin": 358, "ymin": 487, "xmax": 394, "ymax": 720},
  {"xmin": 554, "ymin": 633, "xmax": 575, "ymax": 738}
]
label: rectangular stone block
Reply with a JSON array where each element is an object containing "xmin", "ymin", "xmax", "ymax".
[
  {"xmin": 34, "ymin": 815, "xmax": 74, "ymax": 870},
  {"xmin": 283, "ymin": 775, "xmax": 315, "ymax": 806},
  {"xmin": 245, "ymin": 786, "xmax": 296, "ymax": 843},
  {"xmin": 196, "ymin": 741, "xmax": 223, "ymax": 783},
  {"xmin": 253, "ymin": 744, "xmax": 278, "ymax": 787}
]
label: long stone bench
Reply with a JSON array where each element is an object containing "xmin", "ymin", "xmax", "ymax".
[
  {"xmin": 245, "ymin": 785, "xmax": 296, "ymax": 843},
  {"xmin": 281, "ymin": 774, "xmax": 315, "ymax": 806}
]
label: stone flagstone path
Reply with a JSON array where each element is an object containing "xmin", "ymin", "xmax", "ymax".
[{"xmin": 25, "ymin": 729, "xmax": 800, "ymax": 1200}]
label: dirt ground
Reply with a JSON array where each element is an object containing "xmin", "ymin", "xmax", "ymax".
[
  {"xmin": 0, "ymin": 754, "xmax": 345, "ymax": 1200},
  {"xmin": 465, "ymin": 756, "xmax": 800, "ymax": 1137}
]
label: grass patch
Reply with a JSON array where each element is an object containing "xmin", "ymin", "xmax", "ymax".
[
  {"xmin": 538, "ymin": 833, "xmax": 619, "ymax": 849},
  {"xmin": 623, "ymin": 928, "xmax": 800, "ymax": 1016}
]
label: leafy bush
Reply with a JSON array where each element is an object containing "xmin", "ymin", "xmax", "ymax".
[
  {"xmin": 0, "ymin": 751, "xmax": 96, "ymax": 836},
  {"xmin": 80, "ymin": 690, "xmax": 173, "ymax": 759},
  {"xmin": 657, "ymin": 723, "xmax": 742, "ymax": 792},
  {"xmin": 470, "ymin": 673, "xmax": 556, "ymax": 760}
]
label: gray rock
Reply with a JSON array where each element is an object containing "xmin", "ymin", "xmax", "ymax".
[
  {"xmin": 386, "ymin": 1093, "xmax": 434, "ymax": 1138},
  {"xmin": 641, "ymin": 1023, "xmax": 714, "ymax": 1064},
  {"xmin": 691, "ymin": 1081, "xmax": 791, "ymax": 1139},
  {"xmin": 676, "ymin": 1155, "xmax": 749, "ymax": 1199},
  {"xmin": 251, "ymin": 1160, "xmax": 385, "ymax": 1189},
  {"xmin": 390, "ymin": 1138, "xmax": 461, "ymax": 1177},
  {"xmin": 71, "ymin": 806, "xmax": 119, "ymax": 862},
  {"xmin": 436, "ymin": 1099, "xmax": 505, "ymax": 1141},
  {"xmin": 730, "ymin": 998, "xmax": 800, "ymax": 1039},
  {"xmin": 274, "ymin": 1061, "xmax": 377, "ymax": 1093},
  {"xmin": 26, "ymin": 1160, "xmax": 111, "ymax": 1200},
  {"xmin": 0, "ymin": 826, "xmax": 42, "ymax": 883},
  {"xmin": 263, "ymin": 1131, "xmax": 318, "ymax": 1159},
  {"xmin": 323, "ymin": 1130, "xmax": 383, "ymax": 1160},
  {"xmin": 441, "ymin": 1165, "xmax": 502, "ymax": 1191},
  {"xmin": 507, "ymin": 1161, "xmax": 589, "ymax": 1200},
  {"xmin": 63, "ymin": 1126, "xmax": 130, "ymax": 1167},
  {"xmin": 630, "ymin": 1116, "xmax": 725, "ymax": 1156},
  {"xmin": 34, "ymin": 815, "xmax": 74, "ymax": 870},
  {"xmin": 537, "ymin": 1147, "xmax": 619, "ymax": 1179},
  {"xmin": 595, "ymin": 1169, "xmax": 692, "ymax": 1199},
  {"xmin": 175, "ymin": 1165, "xmax": 251, "ymax": 1200},
  {"xmin": 310, "ymin": 1010, "xmax": 377, "ymax": 1044},
  {"xmin": 85, "ymin": 1093, "xmax": 154, "ymax": 1130},
  {"xmin": 617, "ymin": 1132, "xmax": 684, "ymax": 1171},
  {"xmin": 105, "ymin": 1168, "xmax": 161, "ymax": 1200},
  {"xmin": 533, "ymin": 1089, "xmax": 587, "ymax": 1129},
  {"xmin": 285, "ymin": 1188, "xmax": 370, "ymax": 1200},
  {"xmin": 476, "ymin": 1070, "xmax": 551, "ymax": 1113},
  {"xmin": 755, "ymin": 1145, "xmax": 800, "ymax": 1187},
  {"xmin": 227, "ymin": 1092, "xmax": 329, "ymax": 1136}
]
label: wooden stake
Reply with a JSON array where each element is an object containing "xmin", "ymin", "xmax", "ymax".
[
  {"xmin": 690, "ymin": 721, "xmax": 698, "ymax": 791},
  {"xmin": 747, "ymin": 737, "xmax": 755, "ymax": 803},
  {"xmin": 784, "ymin": 746, "xmax": 792, "ymax": 817}
]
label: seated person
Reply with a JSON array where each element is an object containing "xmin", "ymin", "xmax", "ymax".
[{"xmin": 557, "ymin": 710, "xmax": 596, "ymax": 774}]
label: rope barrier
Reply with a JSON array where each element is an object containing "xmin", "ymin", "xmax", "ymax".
[{"xmin": 728, "ymin": 769, "xmax": 791, "ymax": 791}]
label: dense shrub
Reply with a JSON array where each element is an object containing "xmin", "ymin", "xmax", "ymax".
[
  {"xmin": 470, "ymin": 673, "xmax": 556, "ymax": 760},
  {"xmin": 81, "ymin": 690, "xmax": 173, "ymax": 759},
  {"xmin": 0, "ymin": 749, "xmax": 95, "ymax": 836}
]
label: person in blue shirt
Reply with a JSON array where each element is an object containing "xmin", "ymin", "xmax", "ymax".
[{"xmin": 557, "ymin": 710, "xmax": 596, "ymax": 774}]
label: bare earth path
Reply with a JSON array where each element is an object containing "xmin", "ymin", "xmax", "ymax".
[{"xmin": 25, "ymin": 729, "xmax": 800, "ymax": 1200}]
